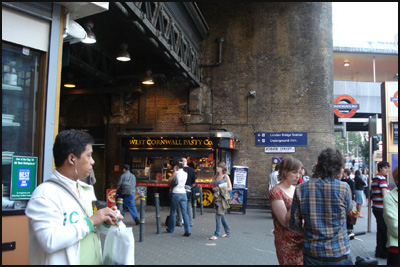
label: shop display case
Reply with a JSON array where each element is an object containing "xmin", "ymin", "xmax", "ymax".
[
  {"xmin": 2, "ymin": 43, "xmax": 44, "ymax": 211},
  {"xmin": 195, "ymin": 167, "xmax": 214, "ymax": 183},
  {"xmin": 162, "ymin": 168, "xmax": 174, "ymax": 181},
  {"xmin": 132, "ymin": 168, "xmax": 151, "ymax": 181}
]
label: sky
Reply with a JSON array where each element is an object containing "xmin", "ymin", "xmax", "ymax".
[{"xmin": 332, "ymin": 2, "xmax": 398, "ymax": 43}]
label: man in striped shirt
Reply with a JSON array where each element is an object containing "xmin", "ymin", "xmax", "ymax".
[
  {"xmin": 290, "ymin": 148, "xmax": 353, "ymax": 265},
  {"xmin": 371, "ymin": 161, "xmax": 390, "ymax": 259}
]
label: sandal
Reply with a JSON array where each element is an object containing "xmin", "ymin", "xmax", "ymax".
[
  {"xmin": 221, "ymin": 234, "xmax": 230, "ymax": 238},
  {"xmin": 209, "ymin": 236, "xmax": 218, "ymax": 240}
]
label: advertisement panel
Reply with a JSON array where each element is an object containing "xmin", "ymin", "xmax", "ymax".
[{"xmin": 10, "ymin": 156, "xmax": 37, "ymax": 200}]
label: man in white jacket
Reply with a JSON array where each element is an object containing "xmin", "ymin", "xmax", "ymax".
[{"xmin": 25, "ymin": 130, "xmax": 123, "ymax": 265}]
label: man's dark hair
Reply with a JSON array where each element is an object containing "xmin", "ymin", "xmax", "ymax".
[
  {"xmin": 53, "ymin": 130, "xmax": 94, "ymax": 167},
  {"xmin": 313, "ymin": 148, "xmax": 344, "ymax": 179},
  {"xmin": 343, "ymin": 168, "xmax": 351, "ymax": 176},
  {"xmin": 377, "ymin": 161, "xmax": 390, "ymax": 172}
]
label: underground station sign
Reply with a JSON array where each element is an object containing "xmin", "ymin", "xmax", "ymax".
[{"xmin": 334, "ymin": 94, "xmax": 360, "ymax": 118}]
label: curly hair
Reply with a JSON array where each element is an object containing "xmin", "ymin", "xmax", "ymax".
[
  {"xmin": 278, "ymin": 156, "xmax": 303, "ymax": 181},
  {"xmin": 312, "ymin": 148, "xmax": 344, "ymax": 179}
]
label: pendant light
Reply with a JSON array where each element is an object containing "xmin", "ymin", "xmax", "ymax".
[
  {"xmin": 82, "ymin": 22, "xmax": 96, "ymax": 44},
  {"xmin": 116, "ymin": 43, "xmax": 131, "ymax": 62},
  {"xmin": 142, "ymin": 70, "xmax": 154, "ymax": 85}
]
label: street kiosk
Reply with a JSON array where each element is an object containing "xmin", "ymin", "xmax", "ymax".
[{"xmin": 228, "ymin": 165, "xmax": 248, "ymax": 214}]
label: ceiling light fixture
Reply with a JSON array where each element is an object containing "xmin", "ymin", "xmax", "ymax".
[
  {"xmin": 142, "ymin": 70, "xmax": 154, "ymax": 85},
  {"xmin": 63, "ymin": 73, "xmax": 76, "ymax": 88},
  {"xmin": 82, "ymin": 22, "xmax": 96, "ymax": 44},
  {"xmin": 116, "ymin": 43, "xmax": 131, "ymax": 62},
  {"xmin": 343, "ymin": 60, "xmax": 350, "ymax": 67}
]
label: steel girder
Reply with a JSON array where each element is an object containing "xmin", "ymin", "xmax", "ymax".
[{"xmin": 116, "ymin": 2, "xmax": 205, "ymax": 87}]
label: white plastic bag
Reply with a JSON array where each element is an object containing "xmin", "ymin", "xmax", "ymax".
[{"xmin": 103, "ymin": 221, "xmax": 135, "ymax": 265}]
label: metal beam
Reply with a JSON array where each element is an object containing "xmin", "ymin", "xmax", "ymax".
[
  {"xmin": 114, "ymin": 2, "xmax": 205, "ymax": 87},
  {"xmin": 69, "ymin": 55, "xmax": 117, "ymax": 85}
]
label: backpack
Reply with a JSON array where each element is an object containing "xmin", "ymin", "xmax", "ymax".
[{"xmin": 121, "ymin": 174, "xmax": 133, "ymax": 196}]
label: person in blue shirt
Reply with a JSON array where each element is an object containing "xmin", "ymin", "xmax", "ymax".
[{"xmin": 290, "ymin": 148, "xmax": 353, "ymax": 265}]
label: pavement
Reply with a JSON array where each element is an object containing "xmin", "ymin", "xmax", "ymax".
[{"xmin": 100, "ymin": 202, "xmax": 386, "ymax": 265}]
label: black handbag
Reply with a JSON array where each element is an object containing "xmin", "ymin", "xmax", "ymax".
[{"xmin": 170, "ymin": 177, "xmax": 178, "ymax": 188}]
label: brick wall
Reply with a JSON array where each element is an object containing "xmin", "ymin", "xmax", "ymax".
[
  {"xmin": 59, "ymin": 3, "xmax": 335, "ymax": 207},
  {"xmin": 196, "ymin": 2, "xmax": 334, "ymax": 205}
]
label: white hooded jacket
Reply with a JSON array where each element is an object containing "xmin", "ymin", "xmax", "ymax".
[{"xmin": 25, "ymin": 170, "xmax": 109, "ymax": 265}]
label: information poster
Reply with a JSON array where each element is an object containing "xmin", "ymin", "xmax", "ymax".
[
  {"xmin": 106, "ymin": 189, "xmax": 117, "ymax": 208},
  {"xmin": 229, "ymin": 189, "xmax": 245, "ymax": 211},
  {"xmin": 232, "ymin": 166, "xmax": 248, "ymax": 189},
  {"xmin": 10, "ymin": 156, "xmax": 38, "ymax": 200}
]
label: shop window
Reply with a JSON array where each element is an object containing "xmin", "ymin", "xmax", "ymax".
[{"xmin": 2, "ymin": 42, "xmax": 45, "ymax": 212}]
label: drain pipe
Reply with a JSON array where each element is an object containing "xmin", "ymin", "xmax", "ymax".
[
  {"xmin": 200, "ymin": 37, "xmax": 224, "ymax": 125},
  {"xmin": 200, "ymin": 37, "xmax": 224, "ymax": 67}
]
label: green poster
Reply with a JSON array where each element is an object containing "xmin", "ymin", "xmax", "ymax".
[{"xmin": 10, "ymin": 156, "xmax": 38, "ymax": 200}]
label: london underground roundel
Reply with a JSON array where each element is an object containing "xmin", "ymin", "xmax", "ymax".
[
  {"xmin": 392, "ymin": 90, "xmax": 398, "ymax": 108},
  {"xmin": 334, "ymin": 94, "xmax": 359, "ymax": 118}
]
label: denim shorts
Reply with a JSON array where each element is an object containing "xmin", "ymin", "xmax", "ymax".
[{"xmin": 355, "ymin": 190, "xmax": 364, "ymax": 204}]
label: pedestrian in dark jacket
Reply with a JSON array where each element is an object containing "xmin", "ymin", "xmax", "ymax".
[
  {"xmin": 354, "ymin": 170, "xmax": 366, "ymax": 217},
  {"xmin": 342, "ymin": 168, "xmax": 355, "ymax": 200}
]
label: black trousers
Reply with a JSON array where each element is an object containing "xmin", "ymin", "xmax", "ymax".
[
  {"xmin": 372, "ymin": 209, "xmax": 388, "ymax": 257},
  {"xmin": 387, "ymin": 252, "xmax": 398, "ymax": 265}
]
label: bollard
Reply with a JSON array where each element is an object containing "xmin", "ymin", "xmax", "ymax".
[
  {"xmin": 200, "ymin": 187, "xmax": 204, "ymax": 215},
  {"xmin": 139, "ymin": 196, "xmax": 145, "ymax": 242},
  {"xmin": 155, "ymin": 193, "xmax": 161, "ymax": 234},
  {"xmin": 116, "ymin": 198, "xmax": 124, "ymax": 213},
  {"xmin": 193, "ymin": 190, "xmax": 197, "ymax": 219}
]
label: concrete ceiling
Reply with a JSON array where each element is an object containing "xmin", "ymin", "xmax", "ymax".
[{"xmin": 333, "ymin": 53, "xmax": 398, "ymax": 82}]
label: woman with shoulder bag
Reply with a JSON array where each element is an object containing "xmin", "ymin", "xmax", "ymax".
[
  {"xmin": 166, "ymin": 161, "xmax": 191, "ymax": 236},
  {"xmin": 209, "ymin": 162, "xmax": 232, "ymax": 240}
]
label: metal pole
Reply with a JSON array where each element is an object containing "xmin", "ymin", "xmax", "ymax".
[
  {"xmin": 140, "ymin": 197, "xmax": 145, "ymax": 242},
  {"xmin": 192, "ymin": 190, "xmax": 197, "ymax": 219},
  {"xmin": 155, "ymin": 193, "xmax": 161, "ymax": 234},
  {"xmin": 200, "ymin": 187, "xmax": 204, "ymax": 215},
  {"xmin": 367, "ymin": 115, "xmax": 377, "ymax": 233},
  {"xmin": 368, "ymin": 136, "xmax": 373, "ymax": 233}
]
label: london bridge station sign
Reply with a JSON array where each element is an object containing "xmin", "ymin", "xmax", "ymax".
[{"xmin": 124, "ymin": 137, "xmax": 238, "ymax": 150}]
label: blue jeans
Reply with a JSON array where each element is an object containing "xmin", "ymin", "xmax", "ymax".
[
  {"xmin": 177, "ymin": 199, "xmax": 193, "ymax": 226},
  {"xmin": 214, "ymin": 205, "xmax": 230, "ymax": 237},
  {"xmin": 168, "ymin": 193, "xmax": 191, "ymax": 234},
  {"xmin": 122, "ymin": 194, "xmax": 139, "ymax": 220},
  {"xmin": 303, "ymin": 254, "xmax": 353, "ymax": 265}
]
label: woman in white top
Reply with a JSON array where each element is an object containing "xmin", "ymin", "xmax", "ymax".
[{"xmin": 167, "ymin": 161, "xmax": 191, "ymax": 236}]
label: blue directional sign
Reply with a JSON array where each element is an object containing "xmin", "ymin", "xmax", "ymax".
[{"xmin": 255, "ymin": 132, "xmax": 307, "ymax": 147}]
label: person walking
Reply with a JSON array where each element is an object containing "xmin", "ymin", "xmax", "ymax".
[
  {"xmin": 269, "ymin": 156, "xmax": 304, "ymax": 265},
  {"xmin": 117, "ymin": 164, "xmax": 140, "ymax": 225},
  {"xmin": 371, "ymin": 161, "xmax": 391, "ymax": 259},
  {"xmin": 362, "ymin": 168, "xmax": 369, "ymax": 204},
  {"xmin": 383, "ymin": 165, "xmax": 398, "ymax": 265},
  {"xmin": 341, "ymin": 168, "xmax": 355, "ymax": 201},
  {"xmin": 176, "ymin": 157, "xmax": 196, "ymax": 227},
  {"xmin": 25, "ymin": 130, "xmax": 123, "ymax": 265},
  {"xmin": 269, "ymin": 163, "xmax": 279, "ymax": 192},
  {"xmin": 354, "ymin": 170, "xmax": 366, "ymax": 217},
  {"xmin": 209, "ymin": 162, "xmax": 232, "ymax": 240},
  {"xmin": 166, "ymin": 161, "xmax": 191, "ymax": 236},
  {"xmin": 290, "ymin": 148, "xmax": 353, "ymax": 265},
  {"xmin": 301, "ymin": 167, "xmax": 310, "ymax": 183}
]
